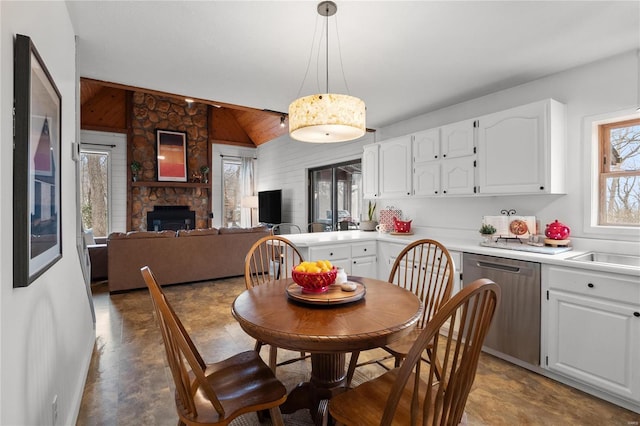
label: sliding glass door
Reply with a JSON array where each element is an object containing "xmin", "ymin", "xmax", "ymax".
[{"xmin": 309, "ymin": 160, "xmax": 362, "ymax": 231}]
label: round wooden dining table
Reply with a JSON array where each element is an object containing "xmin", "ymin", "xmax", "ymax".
[{"xmin": 232, "ymin": 276, "xmax": 422, "ymax": 424}]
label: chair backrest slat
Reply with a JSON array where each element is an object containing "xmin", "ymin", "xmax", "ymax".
[
  {"xmin": 388, "ymin": 239, "xmax": 455, "ymax": 329},
  {"xmin": 245, "ymin": 235, "xmax": 304, "ymax": 289}
]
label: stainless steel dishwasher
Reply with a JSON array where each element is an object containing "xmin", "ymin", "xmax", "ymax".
[{"xmin": 463, "ymin": 253, "xmax": 541, "ymax": 366}]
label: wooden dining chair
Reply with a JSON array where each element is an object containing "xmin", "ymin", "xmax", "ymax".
[
  {"xmin": 347, "ymin": 239, "xmax": 455, "ymax": 382},
  {"xmin": 244, "ymin": 235, "xmax": 308, "ymax": 371},
  {"xmin": 329, "ymin": 278, "xmax": 500, "ymax": 426},
  {"xmin": 140, "ymin": 266, "xmax": 287, "ymax": 426}
]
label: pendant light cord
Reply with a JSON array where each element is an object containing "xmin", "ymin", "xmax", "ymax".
[
  {"xmin": 325, "ymin": 1, "xmax": 329, "ymax": 93},
  {"xmin": 293, "ymin": 1, "xmax": 352, "ymax": 98},
  {"xmin": 294, "ymin": 16, "xmax": 322, "ymax": 99}
]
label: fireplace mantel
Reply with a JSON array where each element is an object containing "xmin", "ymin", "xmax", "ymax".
[{"xmin": 131, "ymin": 181, "xmax": 209, "ymax": 189}]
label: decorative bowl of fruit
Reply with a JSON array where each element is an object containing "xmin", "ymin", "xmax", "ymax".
[{"xmin": 292, "ymin": 260, "xmax": 337, "ymax": 293}]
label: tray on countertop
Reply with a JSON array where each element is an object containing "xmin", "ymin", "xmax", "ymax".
[{"xmin": 480, "ymin": 241, "xmax": 573, "ymax": 255}]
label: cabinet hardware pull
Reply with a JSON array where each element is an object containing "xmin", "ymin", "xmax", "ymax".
[{"xmin": 587, "ymin": 283, "xmax": 594, "ymax": 288}]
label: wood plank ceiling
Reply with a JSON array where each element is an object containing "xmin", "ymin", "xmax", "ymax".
[{"xmin": 80, "ymin": 78, "xmax": 288, "ymax": 147}]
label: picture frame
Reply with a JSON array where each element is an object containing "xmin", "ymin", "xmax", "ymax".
[
  {"xmin": 156, "ymin": 129, "xmax": 187, "ymax": 182},
  {"xmin": 13, "ymin": 34, "xmax": 62, "ymax": 287}
]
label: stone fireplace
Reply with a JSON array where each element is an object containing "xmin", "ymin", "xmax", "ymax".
[{"xmin": 128, "ymin": 92, "xmax": 211, "ymax": 231}]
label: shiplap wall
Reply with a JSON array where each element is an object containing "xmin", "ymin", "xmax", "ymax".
[
  {"xmin": 257, "ymin": 133, "xmax": 376, "ymax": 227},
  {"xmin": 80, "ymin": 130, "xmax": 127, "ymax": 234}
]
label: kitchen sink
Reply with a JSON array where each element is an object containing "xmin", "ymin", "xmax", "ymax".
[{"xmin": 568, "ymin": 252, "xmax": 640, "ymax": 268}]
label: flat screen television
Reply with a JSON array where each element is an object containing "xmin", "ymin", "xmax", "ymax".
[{"xmin": 258, "ymin": 189, "xmax": 282, "ymax": 224}]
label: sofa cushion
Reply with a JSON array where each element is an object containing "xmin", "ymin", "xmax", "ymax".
[
  {"xmin": 126, "ymin": 230, "xmax": 176, "ymax": 238},
  {"xmin": 177, "ymin": 228, "xmax": 219, "ymax": 237}
]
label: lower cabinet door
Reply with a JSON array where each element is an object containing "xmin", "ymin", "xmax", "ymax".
[
  {"xmin": 547, "ymin": 290, "xmax": 640, "ymax": 403},
  {"xmin": 351, "ymin": 255, "xmax": 377, "ymax": 278}
]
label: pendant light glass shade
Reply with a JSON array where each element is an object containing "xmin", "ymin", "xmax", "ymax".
[{"xmin": 289, "ymin": 93, "xmax": 366, "ymax": 143}]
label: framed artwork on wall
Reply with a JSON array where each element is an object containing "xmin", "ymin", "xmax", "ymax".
[
  {"xmin": 13, "ymin": 34, "xmax": 63, "ymax": 287},
  {"xmin": 156, "ymin": 129, "xmax": 187, "ymax": 182}
]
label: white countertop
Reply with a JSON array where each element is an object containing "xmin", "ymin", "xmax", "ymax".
[{"xmin": 283, "ymin": 230, "xmax": 640, "ymax": 276}]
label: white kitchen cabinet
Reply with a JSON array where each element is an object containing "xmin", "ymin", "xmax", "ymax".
[
  {"xmin": 351, "ymin": 241, "xmax": 377, "ymax": 278},
  {"xmin": 303, "ymin": 241, "xmax": 377, "ymax": 277},
  {"xmin": 413, "ymin": 162, "xmax": 441, "ymax": 196},
  {"xmin": 448, "ymin": 250, "xmax": 462, "ymax": 294},
  {"xmin": 307, "ymin": 245, "xmax": 351, "ymax": 273},
  {"xmin": 412, "ymin": 128, "xmax": 440, "ymax": 162},
  {"xmin": 377, "ymin": 241, "xmax": 407, "ymax": 280},
  {"xmin": 545, "ymin": 265, "xmax": 640, "ymax": 404},
  {"xmin": 362, "ymin": 143, "xmax": 379, "ymax": 199},
  {"xmin": 413, "ymin": 127, "xmax": 476, "ymax": 196},
  {"xmin": 441, "ymin": 156, "xmax": 476, "ymax": 195},
  {"xmin": 477, "ymin": 99, "xmax": 566, "ymax": 194},
  {"xmin": 379, "ymin": 136, "xmax": 412, "ymax": 198},
  {"xmin": 440, "ymin": 119, "xmax": 476, "ymax": 159}
]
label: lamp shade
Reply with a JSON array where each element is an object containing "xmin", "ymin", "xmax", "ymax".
[
  {"xmin": 241, "ymin": 196, "xmax": 258, "ymax": 209},
  {"xmin": 288, "ymin": 93, "xmax": 366, "ymax": 143}
]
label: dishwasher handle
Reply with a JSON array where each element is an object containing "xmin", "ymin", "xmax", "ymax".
[{"xmin": 475, "ymin": 260, "xmax": 521, "ymax": 274}]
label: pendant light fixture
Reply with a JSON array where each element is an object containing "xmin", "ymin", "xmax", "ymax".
[{"xmin": 288, "ymin": 1, "xmax": 366, "ymax": 143}]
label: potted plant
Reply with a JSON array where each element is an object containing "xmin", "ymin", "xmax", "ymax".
[
  {"xmin": 200, "ymin": 165, "xmax": 210, "ymax": 183},
  {"xmin": 360, "ymin": 201, "xmax": 377, "ymax": 231},
  {"xmin": 130, "ymin": 161, "xmax": 142, "ymax": 182},
  {"xmin": 479, "ymin": 223, "xmax": 497, "ymax": 243}
]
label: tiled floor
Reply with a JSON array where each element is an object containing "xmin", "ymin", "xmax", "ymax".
[{"xmin": 77, "ymin": 277, "xmax": 639, "ymax": 425}]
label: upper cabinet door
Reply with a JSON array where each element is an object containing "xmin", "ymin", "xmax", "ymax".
[
  {"xmin": 413, "ymin": 128, "xmax": 440, "ymax": 163},
  {"xmin": 379, "ymin": 136, "xmax": 412, "ymax": 198},
  {"xmin": 441, "ymin": 156, "xmax": 476, "ymax": 195},
  {"xmin": 362, "ymin": 144, "xmax": 379, "ymax": 198},
  {"xmin": 477, "ymin": 99, "xmax": 566, "ymax": 194},
  {"xmin": 440, "ymin": 119, "xmax": 476, "ymax": 159}
]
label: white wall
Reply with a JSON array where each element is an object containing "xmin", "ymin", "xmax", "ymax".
[
  {"xmin": 80, "ymin": 130, "xmax": 127, "ymax": 234},
  {"xmin": 1, "ymin": 3, "xmax": 95, "ymax": 425},
  {"xmin": 257, "ymin": 132, "xmax": 377, "ymax": 226},
  {"xmin": 258, "ymin": 51, "xmax": 640, "ymax": 247}
]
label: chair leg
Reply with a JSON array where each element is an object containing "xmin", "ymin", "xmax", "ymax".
[
  {"xmin": 394, "ymin": 354, "xmax": 403, "ymax": 368},
  {"xmin": 269, "ymin": 346, "xmax": 278, "ymax": 372},
  {"xmin": 268, "ymin": 406, "xmax": 285, "ymax": 426},
  {"xmin": 345, "ymin": 351, "xmax": 360, "ymax": 388},
  {"xmin": 254, "ymin": 340, "xmax": 263, "ymax": 353}
]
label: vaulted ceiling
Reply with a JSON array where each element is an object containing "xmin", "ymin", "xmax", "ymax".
[
  {"xmin": 80, "ymin": 78, "xmax": 288, "ymax": 147},
  {"xmin": 71, "ymin": 1, "xmax": 640, "ymax": 147}
]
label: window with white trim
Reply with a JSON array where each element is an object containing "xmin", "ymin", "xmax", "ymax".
[{"xmin": 598, "ymin": 118, "xmax": 640, "ymax": 226}]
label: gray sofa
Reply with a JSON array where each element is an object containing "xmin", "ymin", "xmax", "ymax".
[{"xmin": 107, "ymin": 226, "xmax": 269, "ymax": 292}]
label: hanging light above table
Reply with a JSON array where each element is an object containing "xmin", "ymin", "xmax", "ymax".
[{"xmin": 288, "ymin": 1, "xmax": 366, "ymax": 143}]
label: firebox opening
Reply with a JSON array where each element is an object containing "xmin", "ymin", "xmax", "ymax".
[{"xmin": 146, "ymin": 206, "xmax": 195, "ymax": 231}]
